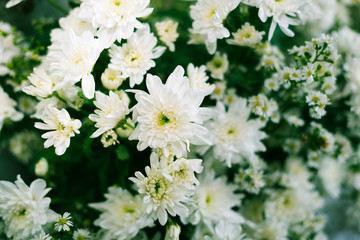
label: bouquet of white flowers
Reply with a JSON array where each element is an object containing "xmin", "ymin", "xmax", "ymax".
[{"xmin": 1, "ymin": 0, "xmax": 360, "ymax": 239}]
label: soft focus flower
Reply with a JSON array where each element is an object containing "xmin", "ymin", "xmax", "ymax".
[{"xmin": 54, "ymin": 212, "xmax": 73, "ymax": 232}]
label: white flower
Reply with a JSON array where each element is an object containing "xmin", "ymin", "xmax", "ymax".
[
  {"xmin": 35, "ymin": 107, "xmax": 82, "ymax": 155},
  {"xmin": 23, "ymin": 68, "xmax": 56, "ymax": 99},
  {"xmin": 100, "ymin": 130, "xmax": 119, "ymax": 148},
  {"xmin": 31, "ymin": 232, "xmax": 52, "ymax": 240},
  {"xmin": 35, "ymin": 158, "xmax": 49, "ymax": 177},
  {"xmin": 9, "ymin": 130, "xmax": 42, "ymax": 164},
  {"xmin": 206, "ymin": 52, "xmax": 229, "ymax": 80},
  {"xmin": 90, "ymin": 186, "xmax": 153, "ymax": 240},
  {"xmin": 54, "ymin": 212, "xmax": 73, "ymax": 232},
  {"xmin": 101, "ymin": 68, "xmax": 125, "ymax": 90},
  {"xmin": 187, "ymin": 63, "xmax": 214, "ymax": 95},
  {"xmin": 78, "ymin": 0, "xmax": 153, "ymax": 47},
  {"xmin": 89, "ymin": 91, "xmax": 129, "ymax": 138},
  {"xmin": 0, "ymin": 86, "xmax": 23, "ymax": 130},
  {"xmin": 245, "ymin": 0, "xmax": 306, "ymax": 41},
  {"xmin": 0, "ymin": 176, "xmax": 57, "ymax": 239},
  {"xmin": 58, "ymin": 8, "xmax": 95, "ymax": 36},
  {"xmin": 189, "ymin": 0, "xmax": 241, "ymax": 54},
  {"xmin": 73, "ymin": 229, "xmax": 91, "ymax": 240},
  {"xmin": 202, "ymin": 99, "xmax": 266, "ymax": 167},
  {"xmin": 165, "ymin": 222, "xmax": 181, "ymax": 240},
  {"xmin": 155, "ymin": 20, "xmax": 179, "ymax": 52},
  {"xmin": 109, "ymin": 24, "xmax": 165, "ymax": 88},
  {"xmin": 5, "ymin": 0, "xmax": 24, "ymax": 8},
  {"xmin": 318, "ymin": 156, "xmax": 344, "ymax": 198},
  {"xmin": 186, "ymin": 171, "xmax": 244, "ymax": 228},
  {"xmin": 129, "ymin": 65, "xmax": 214, "ymax": 158},
  {"xmin": 48, "ymin": 30, "xmax": 104, "ymax": 99},
  {"xmin": 129, "ymin": 153, "xmax": 191, "ymax": 226},
  {"xmin": 227, "ymin": 22, "xmax": 265, "ymax": 47}
]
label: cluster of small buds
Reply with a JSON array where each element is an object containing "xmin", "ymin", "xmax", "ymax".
[
  {"xmin": 235, "ymin": 168, "xmax": 265, "ymax": 194},
  {"xmin": 249, "ymin": 94, "xmax": 279, "ymax": 123},
  {"xmin": 284, "ymin": 113, "xmax": 305, "ymax": 127}
]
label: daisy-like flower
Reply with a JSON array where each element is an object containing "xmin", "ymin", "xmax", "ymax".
[
  {"xmin": 109, "ymin": 24, "xmax": 166, "ymax": 88},
  {"xmin": 206, "ymin": 52, "xmax": 229, "ymax": 80},
  {"xmin": 0, "ymin": 86, "xmax": 23, "ymax": 131},
  {"xmin": 129, "ymin": 65, "xmax": 214, "ymax": 158},
  {"xmin": 244, "ymin": 0, "xmax": 306, "ymax": 41},
  {"xmin": 89, "ymin": 187, "xmax": 153, "ymax": 240},
  {"xmin": 35, "ymin": 107, "xmax": 82, "ymax": 156},
  {"xmin": 73, "ymin": 229, "xmax": 91, "ymax": 240},
  {"xmin": 189, "ymin": 0, "xmax": 241, "ymax": 54},
  {"xmin": 0, "ymin": 176, "xmax": 57, "ymax": 239},
  {"xmin": 187, "ymin": 63, "xmax": 214, "ymax": 95},
  {"xmin": 22, "ymin": 68, "xmax": 56, "ymax": 99},
  {"xmin": 89, "ymin": 91, "xmax": 129, "ymax": 138},
  {"xmin": 48, "ymin": 30, "xmax": 104, "ymax": 99},
  {"xmin": 129, "ymin": 153, "xmax": 191, "ymax": 226},
  {"xmin": 155, "ymin": 20, "xmax": 179, "ymax": 52},
  {"xmin": 185, "ymin": 171, "xmax": 244, "ymax": 228},
  {"xmin": 227, "ymin": 22, "xmax": 265, "ymax": 47},
  {"xmin": 101, "ymin": 68, "xmax": 125, "ymax": 90},
  {"xmin": 31, "ymin": 232, "xmax": 52, "ymax": 240},
  {"xmin": 54, "ymin": 212, "xmax": 73, "ymax": 232},
  {"xmin": 78, "ymin": 0, "xmax": 153, "ymax": 47},
  {"xmin": 201, "ymin": 99, "xmax": 266, "ymax": 167}
]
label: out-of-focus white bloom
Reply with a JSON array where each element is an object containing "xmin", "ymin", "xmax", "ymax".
[
  {"xmin": 48, "ymin": 30, "xmax": 104, "ymax": 99},
  {"xmin": 78, "ymin": 0, "xmax": 153, "ymax": 47},
  {"xmin": 344, "ymin": 57, "xmax": 360, "ymax": 95},
  {"xmin": 335, "ymin": 27, "xmax": 360, "ymax": 57},
  {"xmin": 90, "ymin": 186, "xmax": 153, "ymax": 240},
  {"xmin": 249, "ymin": 94, "xmax": 279, "ymax": 122},
  {"xmin": 101, "ymin": 68, "xmax": 125, "ymax": 90},
  {"xmin": 236, "ymin": 168, "xmax": 265, "ymax": 194},
  {"xmin": 23, "ymin": 68, "xmax": 56, "ymax": 99},
  {"xmin": 100, "ymin": 130, "xmax": 119, "ymax": 148},
  {"xmin": 89, "ymin": 91, "xmax": 129, "ymax": 138},
  {"xmin": 116, "ymin": 118, "xmax": 135, "ymax": 138},
  {"xmin": 284, "ymin": 157, "xmax": 312, "ymax": 190},
  {"xmin": 73, "ymin": 229, "xmax": 91, "ymax": 240},
  {"xmin": 155, "ymin": 20, "xmax": 179, "ymax": 52},
  {"xmin": 306, "ymin": 91, "xmax": 330, "ymax": 119},
  {"xmin": 255, "ymin": 220, "xmax": 288, "ymax": 240},
  {"xmin": 227, "ymin": 22, "xmax": 265, "ymax": 47},
  {"xmin": 58, "ymin": 8, "xmax": 95, "ymax": 36},
  {"xmin": 18, "ymin": 96, "xmax": 37, "ymax": 115},
  {"xmin": 210, "ymin": 81, "xmax": 227, "ymax": 101},
  {"xmin": 31, "ymin": 232, "xmax": 52, "ymax": 240},
  {"xmin": 201, "ymin": 99, "xmax": 266, "ymax": 167},
  {"xmin": 203, "ymin": 220, "xmax": 245, "ymax": 240},
  {"xmin": 130, "ymin": 153, "xmax": 191, "ymax": 226},
  {"xmin": 206, "ymin": 52, "xmax": 229, "ymax": 80},
  {"xmin": 187, "ymin": 63, "xmax": 214, "ymax": 94},
  {"xmin": 186, "ymin": 171, "xmax": 244, "ymax": 228},
  {"xmin": 165, "ymin": 222, "xmax": 181, "ymax": 240},
  {"xmin": 0, "ymin": 176, "xmax": 57, "ymax": 239},
  {"xmin": 54, "ymin": 212, "xmax": 73, "ymax": 232},
  {"xmin": 35, "ymin": 158, "xmax": 49, "ymax": 177},
  {"xmin": 109, "ymin": 25, "xmax": 165, "ymax": 88},
  {"xmin": 35, "ymin": 107, "xmax": 82, "ymax": 156},
  {"xmin": 0, "ymin": 86, "xmax": 23, "ymax": 130},
  {"xmin": 5, "ymin": 0, "xmax": 25, "ymax": 8},
  {"xmin": 264, "ymin": 78, "xmax": 280, "ymax": 91},
  {"xmin": 284, "ymin": 113, "xmax": 304, "ymax": 127},
  {"xmin": 0, "ymin": 22, "xmax": 21, "ymax": 76},
  {"xmin": 318, "ymin": 156, "xmax": 344, "ymax": 198},
  {"xmin": 189, "ymin": 0, "xmax": 241, "ymax": 54},
  {"xmin": 129, "ymin": 65, "xmax": 214, "ymax": 158},
  {"xmin": 244, "ymin": 0, "xmax": 306, "ymax": 41},
  {"xmin": 9, "ymin": 130, "xmax": 42, "ymax": 164}
]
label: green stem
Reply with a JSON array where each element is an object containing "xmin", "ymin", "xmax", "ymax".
[{"xmin": 45, "ymin": 0, "xmax": 68, "ymax": 15}]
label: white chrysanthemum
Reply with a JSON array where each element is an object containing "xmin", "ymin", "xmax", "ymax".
[
  {"xmin": 129, "ymin": 153, "xmax": 191, "ymax": 226},
  {"xmin": 129, "ymin": 65, "xmax": 214, "ymax": 158},
  {"xmin": 35, "ymin": 107, "xmax": 82, "ymax": 155},
  {"xmin": 54, "ymin": 212, "xmax": 73, "ymax": 232},
  {"xmin": 187, "ymin": 63, "xmax": 214, "ymax": 95},
  {"xmin": 189, "ymin": 0, "xmax": 241, "ymax": 54},
  {"xmin": 101, "ymin": 68, "xmax": 125, "ymax": 90},
  {"xmin": 73, "ymin": 229, "xmax": 91, "ymax": 240},
  {"xmin": 227, "ymin": 22, "xmax": 265, "ymax": 47},
  {"xmin": 318, "ymin": 156, "xmax": 344, "ymax": 198},
  {"xmin": 244, "ymin": 0, "xmax": 306, "ymax": 41},
  {"xmin": 59, "ymin": 8, "xmax": 95, "ymax": 36},
  {"xmin": 186, "ymin": 171, "xmax": 244, "ymax": 228},
  {"xmin": 78, "ymin": 0, "xmax": 153, "ymax": 47},
  {"xmin": 23, "ymin": 68, "xmax": 56, "ymax": 99},
  {"xmin": 89, "ymin": 91, "xmax": 129, "ymax": 138},
  {"xmin": 109, "ymin": 25, "xmax": 165, "ymax": 88},
  {"xmin": 89, "ymin": 187, "xmax": 153, "ymax": 240},
  {"xmin": 0, "ymin": 176, "xmax": 57, "ymax": 239},
  {"xmin": 0, "ymin": 86, "xmax": 23, "ymax": 130},
  {"xmin": 0, "ymin": 22, "xmax": 21, "ymax": 76},
  {"xmin": 201, "ymin": 99, "xmax": 266, "ymax": 167},
  {"xmin": 48, "ymin": 30, "xmax": 104, "ymax": 99},
  {"xmin": 206, "ymin": 52, "xmax": 229, "ymax": 80},
  {"xmin": 155, "ymin": 20, "xmax": 179, "ymax": 52}
]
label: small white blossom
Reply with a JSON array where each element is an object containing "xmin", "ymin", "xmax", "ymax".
[
  {"xmin": 227, "ymin": 22, "xmax": 265, "ymax": 47},
  {"xmin": 156, "ymin": 20, "xmax": 179, "ymax": 52},
  {"xmin": 101, "ymin": 130, "xmax": 119, "ymax": 148},
  {"xmin": 54, "ymin": 212, "xmax": 73, "ymax": 232},
  {"xmin": 31, "ymin": 232, "xmax": 52, "ymax": 240},
  {"xmin": 101, "ymin": 68, "xmax": 125, "ymax": 90},
  {"xmin": 206, "ymin": 52, "xmax": 229, "ymax": 80},
  {"xmin": 73, "ymin": 229, "xmax": 91, "ymax": 240},
  {"xmin": 0, "ymin": 86, "xmax": 23, "ymax": 130}
]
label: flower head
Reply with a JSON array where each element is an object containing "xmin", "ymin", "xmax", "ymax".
[{"xmin": 54, "ymin": 212, "xmax": 73, "ymax": 232}]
